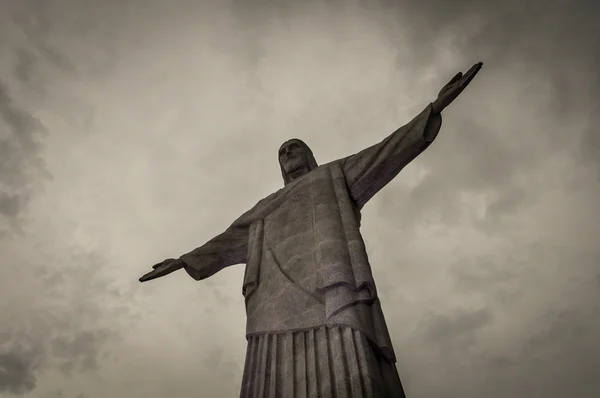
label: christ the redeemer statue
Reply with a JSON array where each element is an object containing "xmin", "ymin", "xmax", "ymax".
[{"xmin": 140, "ymin": 62, "xmax": 483, "ymax": 398}]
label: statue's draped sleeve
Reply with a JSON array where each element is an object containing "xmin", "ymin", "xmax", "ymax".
[
  {"xmin": 179, "ymin": 226, "xmax": 249, "ymax": 281},
  {"xmin": 340, "ymin": 103, "xmax": 442, "ymax": 209},
  {"xmin": 177, "ymin": 188, "xmax": 284, "ymax": 282}
]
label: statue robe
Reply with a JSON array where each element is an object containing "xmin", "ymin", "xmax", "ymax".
[{"xmin": 180, "ymin": 104, "xmax": 442, "ymax": 398}]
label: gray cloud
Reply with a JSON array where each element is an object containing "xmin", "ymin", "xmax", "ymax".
[
  {"xmin": 0, "ymin": 352, "xmax": 38, "ymax": 395},
  {"xmin": 0, "ymin": 240, "xmax": 133, "ymax": 395},
  {"xmin": 0, "ymin": 4, "xmax": 136, "ymax": 396},
  {"xmin": 0, "ymin": 82, "xmax": 48, "ymax": 230},
  {"xmin": 13, "ymin": 49, "xmax": 36, "ymax": 86},
  {"xmin": 421, "ymin": 307, "xmax": 493, "ymax": 346},
  {"xmin": 39, "ymin": 390, "xmax": 87, "ymax": 398},
  {"xmin": 0, "ymin": 67, "xmax": 49, "ymax": 393},
  {"xmin": 580, "ymin": 103, "xmax": 600, "ymax": 179},
  {"xmin": 11, "ymin": 0, "xmax": 77, "ymax": 76},
  {"xmin": 0, "ymin": 0, "xmax": 598, "ymax": 397}
]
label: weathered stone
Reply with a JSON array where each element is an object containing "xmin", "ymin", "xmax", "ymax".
[
  {"xmin": 178, "ymin": 105, "xmax": 440, "ymax": 397},
  {"xmin": 140, "ymin": 63, "xmax": 484, "ymax": 397}
]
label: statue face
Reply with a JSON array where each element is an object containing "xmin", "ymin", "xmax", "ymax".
[{"xmin": 279, "ymin": 139, "xmax": 309, "ymax": 176}]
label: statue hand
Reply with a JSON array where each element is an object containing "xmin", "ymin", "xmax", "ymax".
[
  {"xmin": 432, "ymin": 62, "xmax": 483, "ymax": 114},
  {"xmin": 139, "ymin": 258, "xmax": 184, "ymax": 282}
]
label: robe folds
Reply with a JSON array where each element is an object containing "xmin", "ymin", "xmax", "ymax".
[{"xmin": 180, "ymin": 104, "xmax": 442, "ymax": 397}]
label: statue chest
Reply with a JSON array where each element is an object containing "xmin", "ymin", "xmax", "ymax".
[{"xmin": 263, "ymin": 171, "xmax": 343, "ymax": 257}]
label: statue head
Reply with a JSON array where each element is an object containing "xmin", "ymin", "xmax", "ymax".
[{"xmin": 278, "ymin": 138, "xmax": 318, "ymax": 185}]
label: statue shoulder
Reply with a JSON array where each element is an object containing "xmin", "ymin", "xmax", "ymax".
[{"xmin": 231, "ymin": 189, "xmax": 283, "ymax": 227}]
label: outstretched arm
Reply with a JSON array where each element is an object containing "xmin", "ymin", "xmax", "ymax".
[
  {"xmin": 341, "ymin": 104, "xmax": 442, "ymax": 209},
  {"xmin": 179, "ymin": 226, "xmax": 248, "ymax": 281},
  {"xmin": 139, "ymin": 225, "xmax": 249, "ymax": 282},
  {"xmin": 342, "ymin": 62, "xmax": 482, "ymax": 209}
]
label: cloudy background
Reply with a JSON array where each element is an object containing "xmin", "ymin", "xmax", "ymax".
[{"xmin": 1, "ymin": 0, "xmax": 599, "ymax": 397}]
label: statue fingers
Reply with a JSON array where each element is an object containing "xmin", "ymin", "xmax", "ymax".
[
  {"xmin": 449, "ymin": 72, "xmax": 463, "ymax": 85},
  {"xmin": 140, "ymin": 262, "xmax": 176, "ymax": 282},
  {"xmin": 439, "ymin": 72, "xmax": 462, "ymax": 96},
  {"xmin": 152, "ymin": 258, "xmax": 176, "ymax": 269},
  {"xmin": 464, "ymin": 62, "xmax": 483, "ymax": 77},
  {"xmin": 460, "ymin": 62, "xmax": 483, "ymax": 87},
  {"xmin": 140, "ymin": 269, "xmax": 160, "ymax": 282}
]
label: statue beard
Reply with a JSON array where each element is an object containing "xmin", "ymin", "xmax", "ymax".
[{"xmin": 285, "ymin": 163, "xmax": 310, "ymax": 181}]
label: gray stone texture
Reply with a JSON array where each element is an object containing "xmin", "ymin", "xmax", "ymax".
[
  {"xmin": 140, "ymin": 62, "xmax": 483, "ymax": 397},
  {"xmin": 180, "ymin": 105, "xmax": 441, "ymax": 397}
]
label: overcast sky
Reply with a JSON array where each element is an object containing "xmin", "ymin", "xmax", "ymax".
[{"xmin": 1, "ymin": 0, "xmax": 599, "ymax": 397}]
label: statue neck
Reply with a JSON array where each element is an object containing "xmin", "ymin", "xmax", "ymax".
[{"xmin": 287, "ymin": 166, "xmax": 310, "ymax": 183}]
